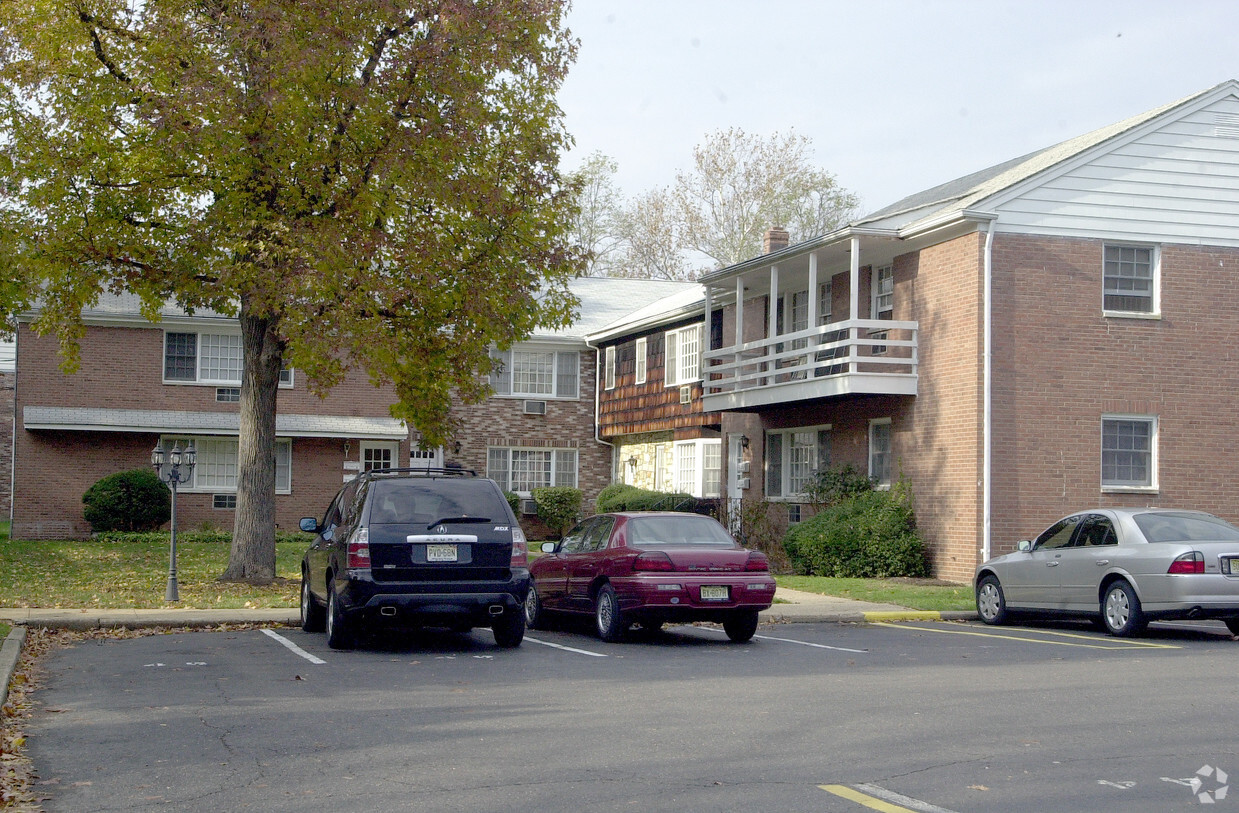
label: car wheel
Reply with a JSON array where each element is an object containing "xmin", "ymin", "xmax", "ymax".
[
  {"xmin": 524, "ymin": 587, "xmax": 547, "ymax": 630},
  {"xmin": 492, "ymin": 608, "xmax": 525, "ymax": 648},
  {"xmin": 975, "ymin": 574, "xmax": 1009, "ymax": 626},
  {"xmin": 1101, "ymin": 580, "xmax": 1147, "ymax": 637},
  {"xmin": 723, "ymin": 610, "xmax": 760, "ymax": 643},
  {"xmin": 594, "ymin": 584, "xmax": 627, "ymax": 643},
  {"xmin": 325, "ymin": 579, "xmax": 355, "ymax": 650},
  {"xmin": 300, "ymin": 571, "xmax": 325, "ymax": 633},
  {"xmin": 1224, "ymin": 618, "xmax": 1239, "ymax": 637}
]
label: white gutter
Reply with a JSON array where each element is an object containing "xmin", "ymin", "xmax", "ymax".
[
  {"xmin": 982, "ymin": 219, "xmax": 995, "ymax": 562},
  {"xmin": 582, "ymin": 337, "xmax": 615, "ymax": 453}
]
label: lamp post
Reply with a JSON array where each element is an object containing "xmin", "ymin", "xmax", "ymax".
[{"xmin": 152, "ymin": 440, "xmax": 196, "ymax": 602}]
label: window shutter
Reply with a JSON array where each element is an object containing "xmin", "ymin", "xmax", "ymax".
[
  {"xmin": 490, "ymin": 350, "xmax": 511, "ymax": 395},
  {"xmin": 487, "ymin": 448, "xmax": 509, "ymax": 491},
  {"xmin": 556, "ymin": 351, "xmax": 579, "ymax": 398},
  {"xmin": 766, "ymin": 433, "xmax": 783, "ymax": 498},
  {"xmin": 665, "ymin": 330, "xmax": 679, "ymax": 386}
]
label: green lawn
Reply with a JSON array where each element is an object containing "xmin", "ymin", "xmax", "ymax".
[
  {"xmin": 776, "ymin": 575, "xmax": 975, "ymax": 612},
  {"xmin": 0, "ymin": 538, "xmax": 303, "ymax": 609}
]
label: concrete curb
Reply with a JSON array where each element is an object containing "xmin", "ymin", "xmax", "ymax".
[{"xmin": 1, "ymin": 625, "xmax": 28, "ymax": 710}]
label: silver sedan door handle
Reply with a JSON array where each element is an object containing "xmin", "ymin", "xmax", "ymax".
[
  {"xmin": 1046, "ymin": 561, "xmax": 1059, "ymax": 567},
  {"xmin": 1095, "ymin": 559, "xmax": 1110, "ymax": 566}
]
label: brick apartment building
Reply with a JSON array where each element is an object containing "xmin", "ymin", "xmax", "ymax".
[
  {"xmin": 9, "ymin": 279, "xmax": 693, "ymax": 540},
  {"xmin": 698, "ymin": 80, "xmax": 1239, "ymax": 582}
]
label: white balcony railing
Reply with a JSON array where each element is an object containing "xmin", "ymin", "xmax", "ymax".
[{"xmin": 702, "ymin": 318, "xmax": 918, "ymax": 410}]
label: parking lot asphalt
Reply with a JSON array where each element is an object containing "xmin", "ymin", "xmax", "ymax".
[{"xmin": 0, "ymin": 587, "xmax": 975, "ymax": 708}]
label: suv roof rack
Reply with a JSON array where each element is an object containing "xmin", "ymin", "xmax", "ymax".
[{"xmin": 362, "ymin": 466, "xmax": 478, "ymax": 478}]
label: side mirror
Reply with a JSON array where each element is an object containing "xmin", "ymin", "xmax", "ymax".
[
  {"xmin": 299, "ymin": 517, "xmax": 319, "ymax": 533},
  {"xmin": 1017, "ymin": 539, "xmax": 1033, "ymax": 553},
  {"xmin": 540, "ymin": 541, "xmax": 558, "ymax": 554}
]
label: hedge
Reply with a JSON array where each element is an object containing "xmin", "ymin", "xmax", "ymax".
[
  {"xmin": 81, "ymin": 469, "xmax": 171, "ymax": 533},
  {"xmin": 595, "ymin": 484, "xmax": 697, "ymax": 513},
  {"xmin": 530, "ymin": 487, "xmax": 582, "ymax": 537},
  {"xmin": 783, "ymin": 485, "xmax": 929, "ymax": 578}
]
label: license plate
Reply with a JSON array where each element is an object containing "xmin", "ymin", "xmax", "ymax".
[
  {"xmin": 1225, "ymin": 557, "xmax": 1239, "ymax": 575},
  {"xmin": 699, "ymin": 585, "xmax": 730, "ymax": 601},
  {"xmin": 426, "ymin": 544, "xmax": 458, "ymax": 563}
]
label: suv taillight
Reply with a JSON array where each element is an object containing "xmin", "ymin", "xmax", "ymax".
[
  {"xmin": 744, "ymin": 551, "xmax": 770, "ymax": 572},
  {"xmin": 347, "ymin": 527, "xmax": 371, "ymax": 569},
  {"xmin": 1167, "ymin": 551, "xmax": 1204, "ymax": 574},
  {"xmin": 511, "ymin": 526, "xmax": 528, "ymax": 568},
  {"xmin": 633, "ymin": 551, "xmax": 675, "ymax": 572}
]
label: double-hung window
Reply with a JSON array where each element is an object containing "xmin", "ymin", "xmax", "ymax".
[
  {"xmin": 1103, "ymin": 244, "xmax": 1158, "ymax": 315},
  {"xmin": 634, "ymin": 337, "xmax": 647, "ymax": 385},
  {"xmin": 486, "ymin": 447, "xmax": 579, "ymax": 495},
  {"xmin": 765, "ymin": 426, "xmax": 830, "ymax": 499},
  {"xmin": 665, "ymin": 324, "xmax": 702, "ymax": 386},
  {"xmin": 159, "ymin": 435, "xmax": 292, "ymax": 494},
  {"xmin": 490, "ymin": 346, "xmax": 580, "ymax": 399},
  {"xmin": 1101, "ymin": 416, "xmax": 1156, "ymax": 490},
  {"xmin": 673, "ymin": 439, "xmax": 722, "ymax": 498},
  {"xmin": 870, "ymin": 266, "xmax": 893, "ymax": 355},
  {"xmin": 605, "ymin": 345, "xmax": 616, "ymax": 391},
  {"xmin": 164, "ymin": 331, "xmax": 293, "ymax": 388}
]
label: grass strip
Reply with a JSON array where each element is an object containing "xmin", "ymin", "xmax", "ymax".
[{"xmin": 776, "ymin": 575, "xmax": 975, "ymax": 612}]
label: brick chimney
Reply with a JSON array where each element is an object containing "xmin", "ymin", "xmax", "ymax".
[{"xmin": 763, "ymin": 226, "xmax": 790, "ymax": 254}]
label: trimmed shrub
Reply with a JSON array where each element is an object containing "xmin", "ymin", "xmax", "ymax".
[
  {"xmin": 783, "ymin": 484, "xmax": 929, "ymax": 578},
  {"xmin": 82, "ymin": 469, "xmax": 171, "ymax": 533},
  {"xmin": 595, "ymin": 484, "xmax": 695, "ymax": 513},
  {"xmin": 503, "ymin": 491, "xmax": 521, "ymax": 516},
  {"xmin": 531, "ymin": 487, "xmax": 583, "ymax": 538}
]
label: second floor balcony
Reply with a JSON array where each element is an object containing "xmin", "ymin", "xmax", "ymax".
[{"xmin": 699, "ymin": 228, "xmax": 918, "ymax": 413}]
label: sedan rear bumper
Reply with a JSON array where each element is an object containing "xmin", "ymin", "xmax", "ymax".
[{"xmin": 611, "ymin": 573, "xmax": 776, "ymax": 621}]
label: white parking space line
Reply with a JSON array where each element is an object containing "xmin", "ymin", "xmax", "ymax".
[
  {"xmin": 261, "ymin": 629, "xmax": 327, "ymax": 665},
  {"xmin": 524, "ymin": 636, "xmax": 608, "ymax": 657},
  {"xmin": 856, "ymin": 782, "xmax": 962, "ymax": 813},
  {"xmin": 687, "ymin": 626, "xmax": 869, "ymax": 653}
]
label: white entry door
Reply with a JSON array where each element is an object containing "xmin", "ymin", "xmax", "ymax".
[{"xmin": 361, "ymin": 441, "xmax": 399, "ymax": 471}]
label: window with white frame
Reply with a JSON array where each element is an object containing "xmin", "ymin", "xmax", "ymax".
[
  {"xmin": 765, "ymin": 426, "xmax": 830, "ymax": 499},
  {"xmin": 665, "ymin": 324, "xmax": 702, "ymax": 386},
  {"xmin": 634, "ymin": 337, "xmax": 647, "ymax": 385},
  {"xmin": 163, "ymin": 331, "xmax": 293, "ymax": 387},
  {"xmin": 673, "ymin": 439, "xmax": 721, "ymax": 498},
  {"xmin": 605, "ymin": 345, "xmax": 616, "ymax": 390},
  {"xmin": 1103, "ymin": 244, "xmax": 1157, "ymax": 314},
  {"xmin": 818, "ymin": 281, "xmax": 832, "ymax": 324},
  {"xmin": 871, "ymin": 266, "xmax": 893, "ymax": 318},
  {"xmin": 361, "ymin": 441, "xmax": 398, "ymax": 472},
  {"xmin": 489, "ymin": 347, "xmax": 580, "ymax": 399},
  {"xmin": 159, "ymin": 435, "xmax": 291, "ymax": 493},
  {"xmin": 868, "ymin": 419, "xmax": 892, "ymax": 488},
  {"xmin": 486, "ymin": 447, "xmax": 578, "ymax": 494},
  {"xmin": 1101, "ymin": 416, "xmax": 1156, "ymax": 489}
]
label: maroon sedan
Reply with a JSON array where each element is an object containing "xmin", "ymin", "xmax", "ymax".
[{"xmin": 525, "ymin": 512, "xmax": 776, "ymax": 642}]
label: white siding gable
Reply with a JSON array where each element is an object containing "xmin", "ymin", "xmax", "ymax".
[{"xmin": 990, "ymin": 91, "xmax": 1239, "ymax": 246}]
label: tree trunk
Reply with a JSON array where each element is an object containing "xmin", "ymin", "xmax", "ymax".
[{"xmin": 220, "ymin": 297, "xmax": 283, "ymax": 583}]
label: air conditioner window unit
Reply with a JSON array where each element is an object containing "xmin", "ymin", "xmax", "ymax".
[
  {"xmin": 679, "ymin": 385, "xmax": 692, "ymax": 404},
  {"xmin": 520, "ymin": 499, "xmax": 538, "ymax": 515},
  {"xmin": 523, "ymin": 400, "xmax": 547, "ymax": 415}
]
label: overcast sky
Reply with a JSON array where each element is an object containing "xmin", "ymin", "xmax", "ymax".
[{"xmin": 558, "ymin": 0, "xmax": 1239, "ymax": 215}]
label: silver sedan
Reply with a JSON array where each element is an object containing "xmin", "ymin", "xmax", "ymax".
[{"xmin": 974, "ymin": 508, "xmax": 1239, "ymax": 637}]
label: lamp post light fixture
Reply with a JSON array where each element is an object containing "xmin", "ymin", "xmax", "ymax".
[{"xmin": 151, "ymin": 440, "xmax": 196, "ymax": 602}]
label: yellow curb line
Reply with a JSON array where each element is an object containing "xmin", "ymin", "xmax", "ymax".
[
  {"xmin": 862, "ymin": 611, "xmax": 944, "ymax": 621},
  {"xmin": 819, "ymin": 784, "xmax": 917, "ymax": 812}
]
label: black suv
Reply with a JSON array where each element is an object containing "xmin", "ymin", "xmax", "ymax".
[{"xmin": 298, "ymin": 468, "xmax": 529, "ymax": 649}]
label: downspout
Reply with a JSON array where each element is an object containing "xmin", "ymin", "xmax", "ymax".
[
  {"xmin": 982, "ymin": 220, "xmax": 995, "ymax": 562},
  {"xmin": 582, "ymin": 338, "xmax": 616, "ymax": 481}
]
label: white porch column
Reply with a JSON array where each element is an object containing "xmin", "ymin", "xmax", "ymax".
[
  {"xmin": 807, "ymin": 251, "xmax": 819, "ymax": 327},
  {"xmin": 734, "ymin": 276, "xmax": 745, "ymax": 387},
  {"xmin": 849, "ymin": 236, "xmax": 861, "ymax": 373},
  {"xmin": 768, "ymin": 264, "xmax": 780, "ymax": 336}
]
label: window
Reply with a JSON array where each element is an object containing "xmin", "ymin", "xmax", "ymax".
[
  {"xmin": 765, "ymin": 426, "xmax": 830, "ymax": 499},
  {"xmin": 1102, "ymin": 416, "xmax": 1156, "ymax": 490},
  {"xmin": 817, "ymin": 281, "xmax": 832, "ymax": 325},
  {"xmin": 635, "ymin": 337, "xmax": 647, "ymax": 385},
  {"xmin": 869, "ymin": 419, "xmax": 892, "ymax": 488},
  {"xmin": 213, "ymin": 494, "xmax": 238, "ymax": 510},
  {"xmin": 871, "ymin": 266, "xmax": 893, "ymax": 318},
  {"xmin": 490, "ymin": 347, "xmax": 579, "ymax": 399},
  {"xmin": 1103, "ymin": 244, "xmax": 1157, "ymax": 314},
  {"xmin": 487, "ymin": 447, "xmax": 578, "ymax": 494},
  {"xmin": 673, "ymin": 439, "xmax": 722, "ymax": 498},
  {"xmin": 163, "ymin": 331, "xmax": 292, "ymax": 387},
  {"xmin": 159, "ymin": 435, "xmax": 291, "ymax": 493},
  {"xmin": 665, "ymin": 324, "xmax": 702, "ymax": 386},
  {"xmin": 605, "ymin": 345, "xmax": 616, "ymax": 391},
  {"xmin": 362, "ymin": 441, "xmax": 398, "ymax": 472},
  {"xmin": 216, "ymin": 387, "xmax": 241, "ymax": 403}
]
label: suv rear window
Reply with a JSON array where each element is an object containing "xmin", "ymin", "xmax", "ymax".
[{"xmin": 368, "ymin": 478, "xmax": 509, "ymax": 526}]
